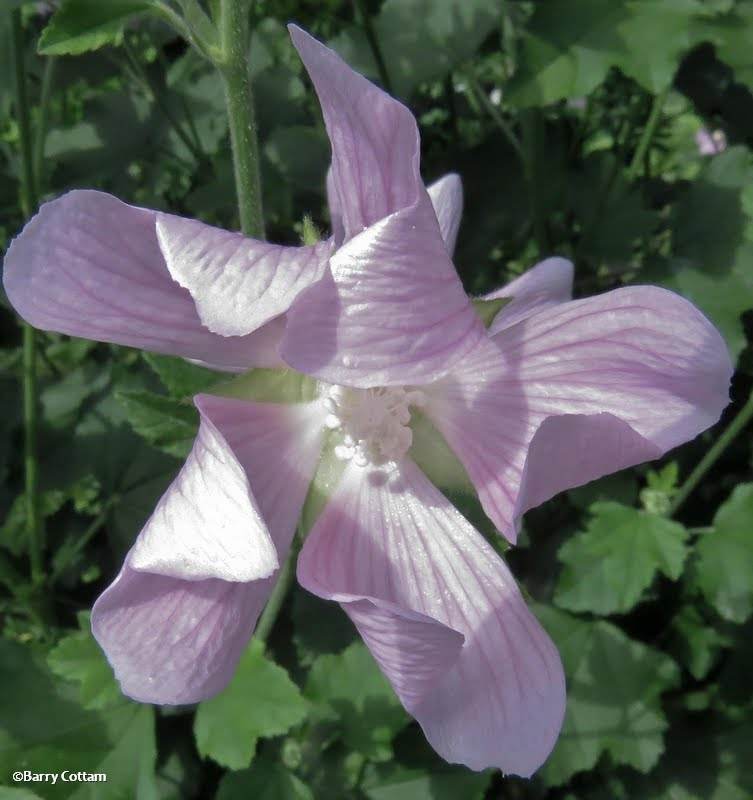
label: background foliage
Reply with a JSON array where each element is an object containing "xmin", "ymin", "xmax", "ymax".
[{"xmin": 1, "ymin": 0, "xmax": 753, "ymax": 798}]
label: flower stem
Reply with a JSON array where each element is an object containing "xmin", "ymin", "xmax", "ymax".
[
  {"xmin": 627, "ymin": 85, "xmax": 668, "ymax": 181},
  {"xmin": 670, "ymin": 389, "xmax": 753, "ymax": 516},
  {"xmin": 218, "ymin": 0, "xmax": 264, "ymax": 238},
  {"xmin": 255, "ymin": 535, "xmax": 299, "ymax": 644},
  {"xmin": 32, "ymin": 55, "xmax": 56, "ymax": 196},
  {"xmin": 520, "ymin": 107, "xmax": 548, "ymax": 253},
  {"xmin": 10, "ymin": 10, "xmax": 42, "ymax": 586}
]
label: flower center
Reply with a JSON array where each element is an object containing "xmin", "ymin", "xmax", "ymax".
[{"xmin": 322, "ymin": 384, "xmax": 425, "ymax": 467}]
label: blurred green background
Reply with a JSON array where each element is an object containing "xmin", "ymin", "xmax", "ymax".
[{"xmin": 1, "ymin": 1, "xmax": 753, "ymax": 798}]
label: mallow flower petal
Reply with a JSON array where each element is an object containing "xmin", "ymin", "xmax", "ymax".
[
  {"xmin": 2, "ymin": 190, "xmax": 282, "ymax": 371},
  {"xmin": 155, "ymin": 213, "xmax": 334, "ymax": 337},
  {"xmin": 425, "ymin": 285, "xmax": 733, "ymax": 542},
  {"xmin": 297, "ymin": 459, "xmax": 565, "ymax": 776},
  {"xmin": 326, "ymin": 166, "xmax": 345, "ymax": 247},
  {"xmin": 92, "ymin": 396, "xmax": 326, "ymax": 704},
  {"xmin": 289, "ymin": 24, "xmax": 423, "ymax": 240},
  {"xmin": 484, "ymin": 257, "xmax": 574, "ymax": 334},
  {"xmin": 281, "ymin": 203, "xmax": 484, "ymax": 387},
  {"xmin": 129, "ymin": 402, "xmax": 277, "ymax": 583},
  {"xmin": 427, "ymin": 173, "xmax": 463, "ymax": 255},
  {"xmin": 282, "ymin": 28, "xmax": 483, "ymax": 387}
]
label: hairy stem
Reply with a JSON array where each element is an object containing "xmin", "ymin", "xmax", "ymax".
[
  {"xmin": 10, "ymin": 10, "xmax": 42, "ymax": 586},
  {"xmin": 218, "ymin": 0, "xmax": 264, "ymax": 237},
  {"xmin": 671, "ymin": 389, "xmax": 753, "ymax": 516}
]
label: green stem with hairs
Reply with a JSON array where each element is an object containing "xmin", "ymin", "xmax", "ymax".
[
  {"xmin": 670, "ymin": 389, "xmax": 753, "ymax": 516},
  {"xmin": 217, "ymin": 0, "xmax": 264, "ymax": 237},
  {"xmin": 10, "ymin": 10, "xmax": 42, "ymax": 586}
]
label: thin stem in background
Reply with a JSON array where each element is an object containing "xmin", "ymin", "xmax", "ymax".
[
  {"xmin": 10, "ymin": 10, "xmax": 42, "ymax": 587},
  {"xmin": 670, "ymin": 389, "xmax": 753, "ymax": 516},
  {"xmin": 520, "ymin": 107, "xmax": 549, "ymax": 253},
  {"xmin": 465, "ymin": 72, "xmax": 523, "ymax": 164},
  {"xmin": 627, "ymin": 85, "xmax": 669, "ymax": 182},
  {"xmin": 121, "ymin": 35, "xmax": 205, "ymax": 163},
  {"xmin": 254, "ymin": 533, "xmax": 300, "ymax": 644},
  {"xmin": 351, "ymin": 0, "xmax": 393, "ymax": 94},
  {"xmin": 32, "ymin": 55, "xmax": 56, "ymax": 196},
  {"xmin": 218, "ymin": 0, "xmax": 265, "ymax": 237}
]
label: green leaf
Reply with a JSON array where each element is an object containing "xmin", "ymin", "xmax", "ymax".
[
  {"xmin": 644, "ymin": 146, "xmax": 753, "ymax": 359},
  {"xmin": 362, "ymin": 762, "xmax": 492, "ymax": 800},
  {"xmin": 695, "ymin": 483, "xmax": 753, "ymax": 623},
  {"xmin": 291, "ymin": 589, "xmax": 356, "ymax": 666},
  {"xmin": 142, "ymin": 353, "xmax": 218, "ymax": 398},
  {"xmin": 194, "ymin": 641, "xmax": 309, "ymax": 770},
  {"xmin": 215, "ymin": 754, "xmax": 314, "ymax": 800},
  {"xmin": 0, "ymin": 789, "xmax": 45, "ymax": 800},
  {"xmin": 568, "ymin": 470, "xmax": 639, "ymax": 511},
  {"xmin": 40, "ymin": 364, "xmax": 110, "ymax": 429},
  {"xmin": 0, "ymin": 639, "xmax": 158, "ymax": 800},
  {"xmin": 305, "ymin": 642, "xmax": 408, "ymax": 762},
  {"xmin": 708, "ymin": 2, "xmax": 753, "ymax": 94},
  {"xmin": 668, "ymin": 605, "xmax": 730, "ymax": 680},
  {"xmin": 116, "ymin": 390, "xmax": 198, "ymax": 458},
  {"xmin": 331, "ymin": 0, "xmax": 501, "ymax": 97},
  {"xmin": 555, "ymin": 502, "xmax": 689, "ymax": 615},
  {"xmin": 568, "ymin": 153, "xmax": 657, "ymax": 267},
  {"xmin": 1, "ymin": 490, "xmax": 66, "ymax": 556},
  {"xmin": 508, "ymin": 0, "xmax": 715, "ymax": 106},
  {"xmin": 534, "ymin": 605, "xmax": 680, "ymax": 786},
  {"xmin": 646, "ymin": 252, "xmax": 753, "ymax": 362},
  {"xmin": 47, "ymin": 614, "xmax": 121, "ymax": 711},
  {"xmin": 38, "ymin": 0, "xmax": 152, "ymax": 56},
  {"xmin": 69, "ymin": 705, "xmax": 159, "ymax": 800},
  {"xmin": 618, "ymin": 709, "xmax": 753, "ymax": 800}
]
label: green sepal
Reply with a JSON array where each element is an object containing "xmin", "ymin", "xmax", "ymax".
[
  {"xmin": 471, "ymin": 296, "xmax": 511, "ymax": 329},
  {"xmin": 209, "ymin": 368, "xmax": 319, "ymax": 404},
  {"xmin": 409, "ymin": 409, "xmax": 474, "ymax": 494}
]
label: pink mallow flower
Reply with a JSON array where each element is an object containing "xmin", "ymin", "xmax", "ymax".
[
  {"xmin": 695, "ymin": 126, "xmax": 727, "ymax": 156},
  {"xmin": 3, "ymin": 27, "xmax": 733, "ymax": 777}
]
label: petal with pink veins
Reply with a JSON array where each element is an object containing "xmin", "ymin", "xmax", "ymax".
[
  {"xmin": 427, "ymin": 173, "xmax": 463, "ymax": 255},
  {"xmin": 2, "ymin": 190, "xmax": 284, "ymax": 371},
  {"xmin": 92, "ymin": 396, "xmax": 326, "ymax": 704},
  {"xmin": 297, "ymin": 459, "xmax": 565, "ymax": 776},
  {"xmin": 289, "ymin": 24, "xmax": 423, "ymax": 240},
  {"xmin": 283, "ymin": 29, "xmax": 483, "ymax": 387},
  {"xmin": 155, "ymin": 213, "xmax": 334, "ymax": 337},
  {"xmin": 281, "ymin": 203, "xmax": 484, "ymax": 388},
  {"xmin": 425, "ymin": 285, "xmax": 733, "ymax": 542},
  {"xmin": 484, "ymin": 257, "xmax": 574, "ymax": 334}
]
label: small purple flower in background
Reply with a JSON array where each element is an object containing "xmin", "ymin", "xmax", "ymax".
[
  {"xmin": 3, "ymin": 27, "xmax": 733, "ymax": 777},
  {"xmin": 696, "ymin": 126, "xmax": 727, "ymax": 155}
]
